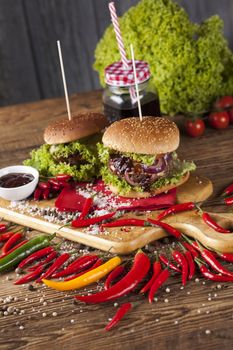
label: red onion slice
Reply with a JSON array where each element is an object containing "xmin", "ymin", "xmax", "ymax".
[
  {"xmin": 142, "ymin": 157, "xmax": 166, "ymax": 174},
  {"xmin": 124, "ymin": 171, "xmax": 140, "ymax": 187}
]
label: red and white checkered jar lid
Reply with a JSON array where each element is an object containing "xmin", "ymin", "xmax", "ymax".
[{"xmin": 105, "ymin": 60, "xmax": 151, "ymax": 87}]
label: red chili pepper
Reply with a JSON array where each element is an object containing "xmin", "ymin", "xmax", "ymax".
[
  {"xmin": 0, "ymin": 232, "xmax": 15, "ymax": 242},
  {"xmin": 34, "ymin": 188, "xmax": 42, "ymax": 201},
  {"xmin": 216, "ymin": 251, "xmax": 233, "ymax": 263},
  {"xmin": 0, "ymin": 224, "xmax": 7, "ymax": 233},
  {"xmin": 42, "ymin": 188, "xmax": 50, "ymax": 200},
  {"xmin": 72, "ymin": 212, "xmax": 116, "ymax": 228},
  {"xmin": 172, "ymin": 250, "xmax": 188, "ymax": 286},
  {"xmin": 223, "ymin": 183, "xmax": 233, "ymax": 196},
  {"xmin": 147, "ymin": 219, "xmax": 181, "ymax": 239},
  {"xmin": 198, "ymin": 244, "xmax": 233, "ymax": 277},
  {"xmin": 157, "ymin": 202, "xmax": 195, "ymax": 221},
  {"xmin": 56, "ymin": 174, "xmax": 72, "ymax": 181},
  {"xmin": 51, "ymin": 184, "xmax": 61, "ymax": 192},
  {"xmin": 104, "ymin": 265, "xmax": 125, "ymax": 290},
  {"xmin": 48, "ymin": 178, "xmax": 61, "ymax": 187},
  {"xmin": 28, "ymin": 251, "xmax": 58, "ymax": 271},
  {"xmin": 14, "ymin": 265, "xmax": 45, "ymax": 285},
  {"xmin": 181, "ymin": 241, "xmax": 199, "ymax": 258},
  {"xmin": 195, "ymin": 259, "xmax": 233, "ymax": 282},
  {"xmin": 2, "ymin": 233, "xmax": 23, "ymax": 254},
  {"xmin": 140, "ymin": 260, "xmax": 161, "ymax": 294},
  {"xmin": 79, "ymin": 197, "xmax": 93, "ymax": 221},
  {"xmin": 59, "ymin": 180, "xmax": 72, "ymax": 188},
  {"xmin": 159, "ymin": 254, "xmax": 181, "ymax": 273},
  {"xmin": 36, "ymin": 253, "xmax": 70, "ymax": 282},
  {"xmin": 105, "ymin": 302, "xmax": 132, "ymax": 331},
  {"xmin": 18, "ymin": 246, "xmax": 55, "ymax": 269},
  {"xmin": 76, "ymin": 251, "xmax": 150, "ymax": 303},
  {"xmin": 202, "ymin": 212, "xmax": 231, "ymax": 233},
  {"xmin": 52, "ymin": 255, "xmax": 98, "ymax": 278},
  {"xmin": 64, "ymin": 258, "xmax": 103, "ymax": 281},
  {"xmin": 185, "ymin": 250, "xmax": 195, "ymax": 280},
  {"xmin": 102, "ymin": 218, "xmax": 145, "ymax": 229},
  {"xmin": 148, "ymin": 269, "xmax": 170, "ymax": 303},
  {"xmin": 0, "ymin": 240, "xmax": 29, "ymax": 258},
  {"xmin": 225, "ymin": 197, "xmax": 233, "ymax": 206},
  {"xmin": 38, "ymin": 182, "xmax": 51, "ymax": 190}
]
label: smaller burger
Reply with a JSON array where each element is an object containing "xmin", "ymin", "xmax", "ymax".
[
  {"xmin": 24, "ymin": 113, "xmax": 108, "ymax": 181},
  {"xmin": 98, "ymin": 117, "xmax": 196, "ymax": 198}
]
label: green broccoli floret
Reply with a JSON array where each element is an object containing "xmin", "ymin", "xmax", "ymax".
[{"xmin": 94, "ymin": 0, "xmax": 233, "ymax": 116}]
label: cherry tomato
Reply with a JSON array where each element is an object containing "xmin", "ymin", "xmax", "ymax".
[
  {"xmin": 215, "ymin": 96, "xmax": 233, "ymax": 110},
  {"xmin": 185, "ymin": 119, "xmax": 205, "ymax": 137},
  {"xmin": 208, "ymin": 111, "xmax": 229, "ymax": 129}
]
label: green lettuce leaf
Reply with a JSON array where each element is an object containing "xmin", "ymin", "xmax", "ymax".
[
  {"xmin": 94, "ymin": 0, "xmax": 233, "ymax": 116},
  {"xmin": 97, "ymin": 143, "xmax": 156, "ymax": 165},
  {"xmin": 97, "ymin": 143, "xmax": 196, "ymax": 195},
  {"xmin": 24, "ymin": 141, "xmax": 99, "ymax": 181}
]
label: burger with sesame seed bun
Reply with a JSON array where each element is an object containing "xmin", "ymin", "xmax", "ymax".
[
  {"xmin": 24, "ymin": 113, "xmax": 108, "ymax": 181},
  {"xmin": 98, "ymin": 117, "xmax": 196, "ymax": 198}
]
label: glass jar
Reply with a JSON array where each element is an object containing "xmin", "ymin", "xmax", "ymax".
[{"xmin": 103, "ymin": 79, "xmax": 160, "ymax": 123}]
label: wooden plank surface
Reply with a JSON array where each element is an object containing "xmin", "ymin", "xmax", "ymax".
[
  {"xmin": 0, "ymin": 91, "xmax": 233, "ymax": 349},
  {"xmin": 0, "ymin": 173, "xmax": 215, "ymax": 254},
  {"xmin": 0, "ymin": 0, "xmax": 41, "ymax": 106},
  {"xmin": 0, "ymin": 0, "xmax": 233, "ymax": 106}
]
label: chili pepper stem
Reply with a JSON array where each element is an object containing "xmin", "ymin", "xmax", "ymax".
[
  {"xmin": 48, "ymin": 233, "xmax": 56, "ymax": 241},
  {"xmin": 57, "ymin": 222, "xmax": 72, "ymax": 231},
  {"xmin": 194, "ymin": 258, "xmax": 204, "ymax": 266},
  {"xmin": 195, "ymin": 204, "xmax": 203, "ymax": 214}
]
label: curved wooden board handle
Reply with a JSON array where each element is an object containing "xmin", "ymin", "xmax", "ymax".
[
  {"xmin": 94, "ymin": 211, "xmax": 233, "ymax": 254},
  {"xmin": 123, "ymin": 211, "xmax": 233, "ymax": 254}
]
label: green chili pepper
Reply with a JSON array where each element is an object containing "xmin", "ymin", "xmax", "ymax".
[{"xmin": 0, "ymin": 233, "xmax": 55, "ymax": 273}]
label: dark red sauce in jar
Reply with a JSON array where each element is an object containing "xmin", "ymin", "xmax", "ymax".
[
  {"xmin": 103, "ymin": 91, "xmax": 160, "ymax": 123},
  {"xmin": 0, "ymin": 173, "xmax": 34, "ymax": 188},
  {"xmin": 103, "ymin": 60, "xmax": 161, "ymax": 123}
]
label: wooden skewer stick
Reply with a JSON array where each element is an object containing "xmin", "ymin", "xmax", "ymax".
[
  {"xmin": 57, "ymin": 40, "xmax": 72, "ymax": 121},
  {"xmin": 130, "ymin": 44, "xmax": 142, "ymax": 122}
]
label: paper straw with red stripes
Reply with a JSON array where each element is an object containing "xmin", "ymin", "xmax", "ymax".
[
  {"xmin": 108, "ymin": 2, "xmax": 136, "ymax": 101},
  {"xmin": 108, "ymin": 2, "xmax": 129, "ymax": 68}
]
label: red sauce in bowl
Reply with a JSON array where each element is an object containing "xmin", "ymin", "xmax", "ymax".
[{"xmin": 0, "ymin": 173, "xmax": 34, "ymax": 188}]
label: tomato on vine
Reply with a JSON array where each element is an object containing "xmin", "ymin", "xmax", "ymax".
[
  {"xmin": 184, "ymin": 118, "xmax": 205, "ymax": 137},
  {"xmin": 215, "ymin": 96, "xmax": 233, "ymax": 110},
  {"xmin": 208, "ymin": 111, "xmax": 229, "ymax": 129}
]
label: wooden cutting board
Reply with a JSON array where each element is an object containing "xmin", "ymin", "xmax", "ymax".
[{"xmin": 2, "ymin": 173, "xmax": 227, "ymax": 255}]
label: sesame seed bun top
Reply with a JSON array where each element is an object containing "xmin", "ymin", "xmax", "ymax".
[
  {"xmin": 102, "ymin": 117, "xmax": 179, "ymax": 154},
  {"xmin": 44, "ymin": 113, "xmax": 108, "ymax": 145}
]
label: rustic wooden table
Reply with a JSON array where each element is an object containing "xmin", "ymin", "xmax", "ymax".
[{"xmin": 0, "ymin": 91, "xmax": 233, "ymax": 350}]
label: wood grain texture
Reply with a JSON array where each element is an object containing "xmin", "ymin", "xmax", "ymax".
[
  {"xmin": 0, "ymin": 0, "xmax": 233, "ymax": 106},
  {"xmin": 0, "ymin": 0, "xmax": 41, "ymax": 106},
  {"xmin": 0, "ymin": 92, "xmax": 233, "ymax": 350},
  {"xmin": 0, "ymin": 174, "xmax": 214, "ymax": 254}
]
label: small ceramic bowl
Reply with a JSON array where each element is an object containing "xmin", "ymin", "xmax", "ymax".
[{"xmin": 0, "ymin": 165, "xmax": 39, "ymax": 201}]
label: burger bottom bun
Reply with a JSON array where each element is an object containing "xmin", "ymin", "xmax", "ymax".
[{"xmin": 108, "ymin": 172, "xmax": 190, "ymax": 199}]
